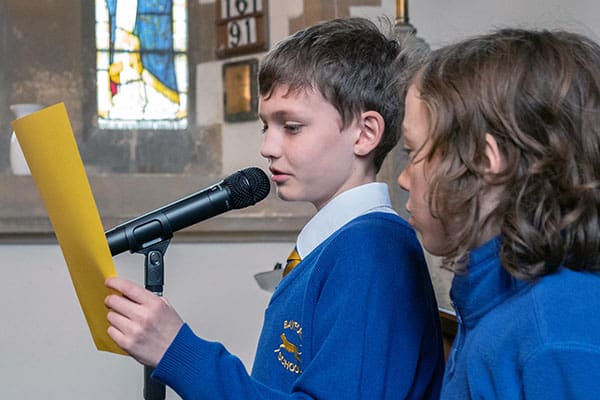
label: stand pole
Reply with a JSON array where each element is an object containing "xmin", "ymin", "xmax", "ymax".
[{"xmin": 139, "ymin": 242, "xmax": 169, "ymax": 400}]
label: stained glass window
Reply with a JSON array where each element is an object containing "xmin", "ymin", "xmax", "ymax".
[{"xmin": 95, "ymin": 0, "xmax": 188, "ymax": 130}]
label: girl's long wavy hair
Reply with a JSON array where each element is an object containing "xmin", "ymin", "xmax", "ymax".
[{"xmin": 416, "ymin": 28, "xmax": 600, "ymax": 280}]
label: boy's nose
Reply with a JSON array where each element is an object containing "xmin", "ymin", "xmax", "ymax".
[{"xmin": 260, "ymin": 130, "xmax": 281, "ymax": 159}]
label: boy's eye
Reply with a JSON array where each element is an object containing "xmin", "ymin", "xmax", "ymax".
[{"xmin": 284, "ymin": 123, "xmax": 302, "ymax": 133}]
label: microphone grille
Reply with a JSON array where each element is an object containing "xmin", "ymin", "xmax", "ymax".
[{"xmin": 224, "ymin": 167, "xmax": 271, "ymax": 209}]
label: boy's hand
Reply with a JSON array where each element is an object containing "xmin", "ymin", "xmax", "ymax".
[{"xmin": 105, "ymin": 277, "xmax": 184, "ymax": 367}]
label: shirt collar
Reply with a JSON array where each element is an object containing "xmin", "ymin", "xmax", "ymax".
[
  {"xmin": 296, "ymin": 182, "xmax": 396, "ymax": 259},
  {"xmin": 450, "ymin": 237, "xmax": 526, "ymax": 328}
]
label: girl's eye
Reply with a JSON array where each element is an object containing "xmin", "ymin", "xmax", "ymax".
[
  {"xmin": 261, "ymin": 124, "xmax": 268, "ymax": 134},
  {"xmin": 403, "ymin": 147, "xmax": 422, "ymax": 164}
]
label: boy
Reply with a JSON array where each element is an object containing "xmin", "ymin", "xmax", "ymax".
[
  {"xmin": 398, "ymin": 28, "xmax": 600, "ymax": 398},
  {"xmin": 106, "ymin": 17, "xmax": 444, "ymax": 399}
]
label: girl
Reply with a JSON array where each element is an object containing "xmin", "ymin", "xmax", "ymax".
[{"xmin": 399, "ymin": 28, "xmax": 600, "ymax": 399}]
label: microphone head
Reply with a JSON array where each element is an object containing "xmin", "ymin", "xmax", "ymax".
[{"xmin": 224, "ymin": 167, "xmax": 271, "ymax": 209}]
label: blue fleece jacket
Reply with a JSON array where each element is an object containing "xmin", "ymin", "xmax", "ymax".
[
  {"xmin": 442, "ymin": 237, "xmax": 600, "ymax": 399},
  {"xmin": 153, "ymin": 212, "xmax": 445, "ymax": 399}
]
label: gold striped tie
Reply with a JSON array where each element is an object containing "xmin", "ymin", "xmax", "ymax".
[{"xmin": 283, "ymin": 247, "xmax": 301, "ymax": 277}]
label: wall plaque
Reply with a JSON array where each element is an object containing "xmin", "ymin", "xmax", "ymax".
[{"xmin": 216, "ymin": 0, "xmax": 269, "ymax": 58}]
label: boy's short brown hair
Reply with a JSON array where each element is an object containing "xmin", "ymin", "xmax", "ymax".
[{"xmin": 259, "ymin": 17, "xmax": 422, "ymax": 172}]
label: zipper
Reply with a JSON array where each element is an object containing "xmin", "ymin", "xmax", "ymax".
[{"xmin": 446, "ymin": 302, "xmax": 464, "ymax": 377}]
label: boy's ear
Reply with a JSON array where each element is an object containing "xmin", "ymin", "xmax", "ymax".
[
  {"xmin": 354, "ymin": 111, "xmax": 385, "ymax": 157},
  {"xmin": 484, "ymin": 133, "xmax": 504, "ymax": 176}
]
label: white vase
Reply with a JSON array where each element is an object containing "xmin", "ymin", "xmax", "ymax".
[{"xmin": 9, "ymin": 103, "xmax": 44, "ymax": 175}]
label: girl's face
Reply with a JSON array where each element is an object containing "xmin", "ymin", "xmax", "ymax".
[{"xmin": 398, "ymin": 84, "xmax": 451, "ymax": 256}]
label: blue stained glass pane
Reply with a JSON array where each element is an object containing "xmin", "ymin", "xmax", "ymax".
[{"xmin": 95, "ymin": 0, "xmax": 188, "ymax": 130}]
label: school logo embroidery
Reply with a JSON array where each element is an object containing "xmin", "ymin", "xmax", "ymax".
[{"xmin": 274, "ymin": 320, "xmax": 303, "ymax": 374}]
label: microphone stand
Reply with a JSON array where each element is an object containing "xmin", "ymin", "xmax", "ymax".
[
  {"xmin": 137, "ymin": 240, "xmax": 170, "ymax": 400},
  {"xmin": 106, "ymin": 211, "xmax": 178, "ymax": 399}
]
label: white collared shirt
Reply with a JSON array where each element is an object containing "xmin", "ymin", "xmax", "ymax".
[{"xmin": 296, "ymin": 182, "xmax": 397, "ymax": 259}]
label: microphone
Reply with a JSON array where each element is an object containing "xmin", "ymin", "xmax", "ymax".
[{"xmin": 105, "ymin": 167, "xmax": 270, "ymax": 256}]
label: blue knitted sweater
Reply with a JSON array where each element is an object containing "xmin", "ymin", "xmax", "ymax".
[
  {"xmin": 154, "ymin": 212, "xmax": 445, "ymax": 399},
  {"xmin": 442, "ymin": 237, "xmax": 600, "ymax": 399}
]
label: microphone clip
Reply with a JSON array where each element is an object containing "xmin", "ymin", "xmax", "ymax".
[
  {"xmin": 136, "ymin": 239, "xmax": 170, "ymax": 296},
  {"xmin": 124, "ymin": 212, "xmax": 174, "ymax": 254}
]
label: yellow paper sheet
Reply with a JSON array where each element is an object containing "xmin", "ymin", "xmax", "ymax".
[{"xmin": 12, "ymin": 103, "xmax": 125, "ymax": 354}]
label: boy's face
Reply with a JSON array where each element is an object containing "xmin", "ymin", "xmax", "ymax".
[
  {"xmin": 398, "ymin": 84, "xmax": 450, "ymax": 256},
  {"xmin": 259, "ymin": 85, "xmax": 360, "ymax": 210}
]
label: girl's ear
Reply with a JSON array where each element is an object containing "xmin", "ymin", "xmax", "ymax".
[
  {"xmin": 484, "ymin": 133, "xmax": 504, "ymax": 176},
  {"xmin": 354, "ymin": 110, "xmax": 385, "ymax": 157}
]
